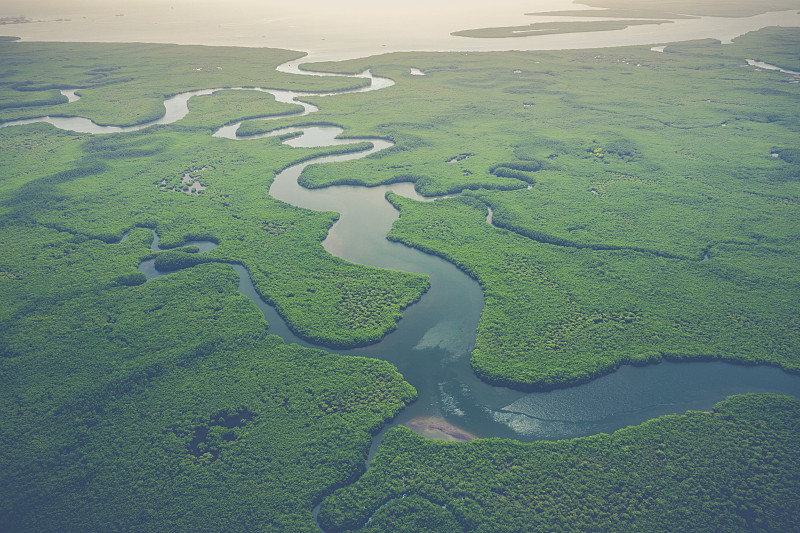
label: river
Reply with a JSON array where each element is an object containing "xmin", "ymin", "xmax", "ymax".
[
  {"xmin": 20, "ymin": 61, "xmax": 776, "ymax": 448},
  {"xmin": 1, "ymin": 40, "xmax": 798, "ymax": 446}
]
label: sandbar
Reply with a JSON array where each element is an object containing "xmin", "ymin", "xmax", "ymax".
[{"xmin": 404, "ymin": 416, "xmax": 477, "ymax": 442}]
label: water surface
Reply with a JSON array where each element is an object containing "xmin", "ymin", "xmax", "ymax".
[{"xmin": 4, "ymin": 1, "xmax": 800, "ymax": 64}]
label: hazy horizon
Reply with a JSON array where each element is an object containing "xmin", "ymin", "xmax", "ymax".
[{"xmin": 2, "ymin": 1, "xmax": 800, "ymax": 62}]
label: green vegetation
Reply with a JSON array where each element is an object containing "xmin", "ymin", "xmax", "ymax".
[
  {"xmin": 525, "ymin": 9, "xmax": 695, "ymax": 19},
  {"xmin": 387, "ymin": 192, "xmax": 800, "ymax": 388},
  {"xmin": 452, "ymin": 20, "xmax": 668, "ymax": 40},
  {"xmin": 320, "ymin": 394, "xmax": 800, "ymax": 532},
  {"xmin": 175, "ymin": 90, "xmax": 303, "ymax": 130},
  {"xmin": 360, "ymin": 496, "xmax": 462, "ymax": 533},
  {"xmin": 0, "ymin": 257, "xmax": 416, "ymax": 530},
  {"xmin": 728, "ymin": 26, "xmax": 800, "ymax": 71},
  {"xmin": 0, "ymin": 88, "xmax": 66, "ymax": 110},
  {"xmin": 0, "ymin": 42, "xmax": 366, "ymax": 127}
]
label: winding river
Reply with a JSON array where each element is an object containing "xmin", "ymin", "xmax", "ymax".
[{"xmin": 4, "ymin": 59, "xmax": 800, "ymax": 451}]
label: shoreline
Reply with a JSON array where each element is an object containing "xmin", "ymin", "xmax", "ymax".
[{"xmin": 2, "ymin": 8, "xmax": 800, "ymax": 65}]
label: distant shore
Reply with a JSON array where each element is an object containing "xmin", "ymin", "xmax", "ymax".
[{"xmin": 2, "ymin": 2, "xmax": 799, "ymax": 64}]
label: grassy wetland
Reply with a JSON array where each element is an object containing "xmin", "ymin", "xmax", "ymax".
[{"xmin": 1, "ymin": 21, "xmax": 799, "ymax": 533}]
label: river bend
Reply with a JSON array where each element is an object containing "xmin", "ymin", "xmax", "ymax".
[{"xmin": 4, "ymin": 57, "xmax": 798, "ymax": 448}]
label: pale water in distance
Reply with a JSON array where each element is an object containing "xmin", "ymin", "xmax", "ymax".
[{"xmin": 2, "ymin": 1, "xmax": 800, "ymax": 63}]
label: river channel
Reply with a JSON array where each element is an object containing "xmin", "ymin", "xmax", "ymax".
[{"xmin": 4, "ymin": 57, "xmax": 799, "ymax": 450}]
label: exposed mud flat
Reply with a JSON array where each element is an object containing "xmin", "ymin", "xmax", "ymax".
[{"xmin": 404, "ymin": 416, "xmax": 477, "ymax": 442}]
